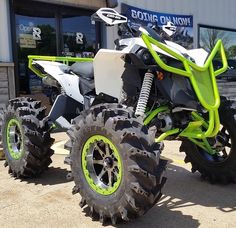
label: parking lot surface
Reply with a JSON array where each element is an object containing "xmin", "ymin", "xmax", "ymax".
[{"xmin": 0, "ymin": 134, "xmax": 235, "ymax": 228}]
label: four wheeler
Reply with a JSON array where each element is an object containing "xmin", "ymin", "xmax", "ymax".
[{"xmin": 1, "ymin": 3, "xmax": 236, "ymax": 224}]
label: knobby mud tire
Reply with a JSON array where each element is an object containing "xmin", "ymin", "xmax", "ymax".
[
  {"xmin": 180, "ymin": 96, "xmax": 236, "ymax": 184},
  {"xmin": 67, "ymin": 104, "xmax": 167, "ymax": 224},
  {"xmin": 1, "ymin": 97, "xmax": 54, "ymax": 178}
]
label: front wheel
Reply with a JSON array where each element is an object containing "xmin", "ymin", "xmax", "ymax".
[
  {"xmin": 180, "ymin": 97, "xmax": 236, "ymax": 183},
  {"xmin": 67, "ymin": 104, "xmax": 167, "ymax": 224}
]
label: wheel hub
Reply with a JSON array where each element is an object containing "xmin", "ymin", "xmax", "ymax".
[
  {"xmin": 202, "ymin": 126, "xmax": 232, "ymax": 162},
  {"xmin": 82, "ymin": 135, "xmax": 122, "ymax": 195},
  {"xmin": 104, "ymin": 157, "xmax": 113, "ymax": 169}
]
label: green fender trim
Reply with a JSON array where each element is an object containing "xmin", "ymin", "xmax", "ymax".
[{"xmin": 82, "ymin": 135, "xmax": 122, "ymax": 195}]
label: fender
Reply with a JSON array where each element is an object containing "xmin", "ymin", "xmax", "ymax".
[{"xmin": 32, "ymin": 60, "xmax": 84, "ymax": 104}]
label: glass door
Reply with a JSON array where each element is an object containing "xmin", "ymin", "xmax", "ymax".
[
  {"xmin": 12, "ymin": 0, "xmax": 100, "ymax": 106},
  {"xmin": 15, "ymin": 14, "xmax": 56, "ymax": 94}
]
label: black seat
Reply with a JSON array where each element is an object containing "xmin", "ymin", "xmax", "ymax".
[{"xmin": 70, "ymin": 62, "xmax": 94, "ymax": 80}]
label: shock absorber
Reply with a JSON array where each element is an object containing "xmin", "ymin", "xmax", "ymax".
[{"xmin": 135, "ymin": 71, "xmax": 154, "ymax": 116}]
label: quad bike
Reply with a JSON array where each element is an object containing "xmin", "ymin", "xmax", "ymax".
[{"xmin": 1, "ymin": 4, "xmax": 236, "ymax": 224}]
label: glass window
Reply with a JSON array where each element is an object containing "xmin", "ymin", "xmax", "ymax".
[
  {"xmin": 13, "ymin": 0, "xmax": 100, "ymax": 98},
  {"xmin": 199, "ymin": 25, "xmax": 236, "ymax": 81},
  {"xmin": 199, "ymin": 25, "xmax": 236, "ymax": 58},
  {"xmin": 16, "ymin": 14, "xmax": 56, "ymax": 94},
  {"xmin": 62, "ymin": 14, "xmax": 96, "ymax": 58}
]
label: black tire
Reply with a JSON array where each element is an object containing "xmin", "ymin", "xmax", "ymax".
[
  {"xmin": 67, "ymin": 104, "xmax": 167, "ymax": 224},
  {"xmin": 180, "ymin": 96, "xmax": 236, "ymax": 183},
  {"xmin": 0, "ymin": 107, "xmax": 3, "ymax": 154},
  {"xmin": 1, "ymin": 97, "xmax": 54, "ymax": 178}
]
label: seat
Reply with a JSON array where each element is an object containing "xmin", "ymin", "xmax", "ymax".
[{"xmin": 70, "ymin": 62, "xmax": 94, "ymax": 80}]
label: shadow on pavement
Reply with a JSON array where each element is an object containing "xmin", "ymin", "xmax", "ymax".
[
  {"xmin": 22, "ymin": 160, "xmax": 236, "ymax": 227},
  {"xmin": 164, "ymin": 163, "xmax": 236, "ymax": 213},
  {"xmin": 115, "ymin": 163, "xmax": 236, "ymax": 228},
  {"xmin": 116, "ymin": 203, "xmax": 200, "ymax": 228},
  {"xmin": 27, "ymin": 167, "xmax": 70, "ymax": 186}
]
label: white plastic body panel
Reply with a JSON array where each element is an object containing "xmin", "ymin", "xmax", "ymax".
[
  {"xmin": 120, "ymin": 37, "xmax": 184, "ymax": 59},
  {"xmin": 120, "ymin": 38, "xmax": 209, "ymax": 67},
  {"xmin": 165, "ymin": 40, "xmax": 209, "ymax": 66},
  {"xmin": 34, "ymin": 36, "xmax": 209, "ymax": 103},
  {"xmin": 93, "ymin": 49, "xmax": 126, "ymax": 101},
  {"xmin": 186, "ymin": 49, "xmax": 208, "ymax": 66},
  {"xmin": 33, "ymin": 61, "xmax": 84, "ymax": 104}
]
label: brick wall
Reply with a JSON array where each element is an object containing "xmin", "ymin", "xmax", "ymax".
[{"xmin": 0, "ymin": 63, "xmax": 15, "ymax": 108}]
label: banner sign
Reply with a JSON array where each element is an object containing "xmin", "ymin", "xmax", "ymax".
[{"xmin": 121, "ymin": 3, "xmax": 194, "ymax": 48}]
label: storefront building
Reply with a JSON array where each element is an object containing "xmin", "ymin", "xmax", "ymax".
[
  {"xmin": 0, "ymin": 0, "xmax": 236, "ymax": 106},
  {"xmin": 0, "ymin": 0, "xmax": 106, "ymax": 106}
]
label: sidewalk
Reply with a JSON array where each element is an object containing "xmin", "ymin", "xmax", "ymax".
[
  {"xmin": 51, "ymin": 132, "xmax": 69, "ymax": 155},
  {"xmin": 0, "ymin": 133, "xmax": 235, "ymax": 228}
]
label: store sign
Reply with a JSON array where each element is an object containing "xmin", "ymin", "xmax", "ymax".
[
  {"xmin": 19, "ymin": 24, "xmax": 33, "ymax": 33},
  {"xmin": 32, "ymin": 27, "xmax": 41, "ymax": 40},
  {"xmin": 76, "ymin": 32, "xmax": 84, "ymax": 44},
  {"xmin": 19, "ymin": 34, "xmax": 36, "ymax": 48},
  {"xmin": 121, "ymin": 3, "xmax": 194, "ymax": 48},
  {"xmin": 19, "ymin": 23, "xmax": 41, "ymax": 41}
]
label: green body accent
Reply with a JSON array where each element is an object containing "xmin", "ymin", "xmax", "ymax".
[
  {"xmin": 191, "ymin": 112, "xmax": 209, "ymax": 129},
  {"xmin": 6, "ymin": 118, "xmax": 24, "ymax": 160},
  {"xmin": 141, "ymin": 34, "xmax": 227, "ymax": 154},
  {"xmin": 155, "ymin": 128, "xmax": 180, "ymax": 142},
  {"xmin": 141, "ymin": 34, "xmax": 227, "ymax": 140},
  {"xmin": 28, "ymin": 55, "xmax": 93, "ymax": 78},
  {"xmin": 144, "ymin": 106, "xmax": 169, "ymax": 125},
  {"xmin": 82, "ymin": 135, "xmax": 122, "ymax": 195}
]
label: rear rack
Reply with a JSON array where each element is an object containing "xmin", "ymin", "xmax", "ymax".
[{"xmin": 28, "ymin": 55, "xmax": 93, "ymax": 78}]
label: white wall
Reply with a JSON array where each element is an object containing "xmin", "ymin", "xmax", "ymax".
[
  {"xmin": 105, "ymin": 0, "xmax": 236, "ymax": 49},
  {"xmin": 0, "ymin": 0, "xmax": 12, "ymax": 62}
]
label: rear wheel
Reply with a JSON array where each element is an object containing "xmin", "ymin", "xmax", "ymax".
[
  {"xmin": 1, "ymin": 97, "xmax": 54, "ymax": 178},
  {"xmin": 180, "ymin": 97, "xmax": 236, "ymax": 183},
  {"xmin": 67, "ymin": 104, "xmax": 167, "ymax": 224}
]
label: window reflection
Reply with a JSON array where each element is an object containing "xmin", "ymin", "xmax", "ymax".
[
  {"xmin": 199, "ymin": 25, "xmax": 236, "ymax": 81},
  {"xmin": 62, "ymin": 16, "xmax": 96, "ymax": 58},
  {"xmin": 199, "ymin": 25, "xmax": 236, "ymax": 58},
  {"xmin": 16, "ymin": 15, "xmax": 56, "ymax": 94}
]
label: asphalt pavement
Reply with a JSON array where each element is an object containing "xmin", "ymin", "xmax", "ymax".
[{"xmin": 0, "ymin": 133, "xmax": 235, "ymax": 228}]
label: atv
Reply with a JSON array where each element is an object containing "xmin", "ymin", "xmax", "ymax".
[{"xmin": 1, "ymin": 4, "xmax": 235, "ymax": 224}]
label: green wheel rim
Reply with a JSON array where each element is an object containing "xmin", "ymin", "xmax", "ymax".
[
  {"xmin": 6, "ymin": 118, "xmax": 24, "ymax": 160},
  {"xmin": 82, "ymin": 135, "xmax": 122, "ymax": 195}
]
